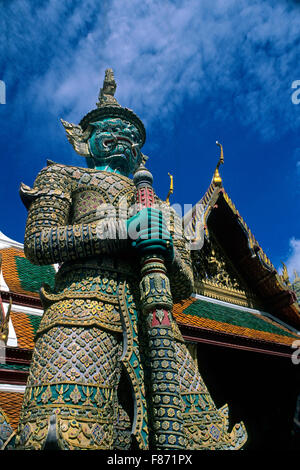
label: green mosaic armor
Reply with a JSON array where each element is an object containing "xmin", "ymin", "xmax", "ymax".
[
  {"xmin": 14, "ymin": 69, "xmax": 247, "ymax": 450},
  {"xmin": 15, "ymin": 164, "xmax": 194, "ymax": 450}
]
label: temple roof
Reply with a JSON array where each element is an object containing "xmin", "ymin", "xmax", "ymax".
[
  {"xmin": 0, "ymin": 232, "xmax": 49, "ymax": 350},
  {"xmin": 0, "ymin": 231, "xmax": 23, "ymax": 250},
  {"xmin": 0, "ymin": 247, "xmax": 55, "ymax": 298},
  {"xmin": 173, "ymin": 296, "xmax": 299, "ymax": 352},
  {"xmin": 184, "ymin": 163, "xmax": 300, "ymax": 329},
  {"xmin": 10, "ymin": 310, "xmax": 41, "ymax": 349},
  {"xmin": 0, "ymin": 391, "xmax": 24, "ymax": 431}
]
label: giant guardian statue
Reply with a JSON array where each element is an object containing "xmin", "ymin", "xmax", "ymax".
[{"xmin": 15, "ymin": 70, "xmax": 247, "ymax": 450}]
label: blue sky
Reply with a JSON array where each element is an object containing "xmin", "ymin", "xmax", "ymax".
[{"xmin": 0, "ymin": 0, "xmax": 299, "ymax": 278}]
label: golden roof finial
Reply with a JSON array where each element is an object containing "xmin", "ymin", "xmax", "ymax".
[
  {"xmin": 294, "ymin": 270, "xmax": 300, "ymax": 282},
  {"xmin": 0, "ymin": 296, "xmax": 12, "ymax": 345},
  {"xmin": 166, "ymin": 173, "xmax": 174, "ymax": 206},
  {"xmin": 213, "ymin": 141, "xmax": 224, "ymax": 186},
  {"xmin": 281, "ymin": 262, "xmax": 291, "ymax": 287}
]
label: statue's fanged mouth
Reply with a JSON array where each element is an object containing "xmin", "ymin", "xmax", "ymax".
[{"xmin": 103, "ymin": 136, "xmax": 137, "ymax": 156}]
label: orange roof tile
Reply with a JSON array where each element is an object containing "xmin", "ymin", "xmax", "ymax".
[
  {"xmin": 1, "ymin": 247, "xmax": 39, "ymax": 297},
  {"xmin": 0, "ymin": 247, "xmax": 55, "ymax": 298},
  {"xmin": 0, "ymin": 392, "xmax": 24, "ymax": 431},
  {"xmin": 11, "ymin": 311, "xmax": 40, "ymax": 349},
  {"xmin": 173, "ymin": 297, "xmax": 299, "ymax": 347}
]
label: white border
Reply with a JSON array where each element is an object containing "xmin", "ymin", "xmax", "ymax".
[{"xmin": 0, "ymin": 383, "xmax": 25, "ymax": 393}]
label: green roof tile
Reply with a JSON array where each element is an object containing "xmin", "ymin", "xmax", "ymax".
[
  {"xmin": 0, "ymin": 363, "xmax": 29, "ymax": 371},
  {"xmin": 184, "ymin": 299, "xmax": 297, "ymax": 338},
  {"xmin": 27, "ymin": 314, "xmax": 42, "ymax": 336},
  {"xmin": 15, "ymin": 256, "xmax": 55, "ymax": 293}
]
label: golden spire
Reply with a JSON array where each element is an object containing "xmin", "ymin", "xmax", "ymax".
[
  {"xmin": 281, "ymin": 262, "xmax": 291, "ymax": 287},
  {"xmin": 96, "ymin": 68, "xmax": 120, "ymax": 108},
  {"xmin": 166, "ymin": 173, "xmax": 174, "ymax": 205},
  {"xmin": 213, "ymin": 141, "xmax": 224, "ymax": 186}
]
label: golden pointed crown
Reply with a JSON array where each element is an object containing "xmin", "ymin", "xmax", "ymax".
[
  {"xmin": 79, "ymin": 68, "xmax": 146, "ymax": 145},
  {"xmin": 96, "ymin": 68, "xmax": 119, "ymax": 108}
]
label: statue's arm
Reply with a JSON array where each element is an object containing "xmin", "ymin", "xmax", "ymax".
[
  {"xmin": 169, "ymin": 237, "xmax": 194, "ymax": 302},
  {"xmin": 159, "ymin": 202, "xmax": 194, "ymax": 302},
  {"xmin": 20, "ymin": 165, "xmax": 127, "ymax": 265}
]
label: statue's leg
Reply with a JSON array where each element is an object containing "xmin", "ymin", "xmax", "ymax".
[
  {"xmin": 175, "ymin": 339, "xmax": 247, "ymax": 450},
  {"xmin": 15, "ymin": 324, "xmax": 122, "ymax": 450}
]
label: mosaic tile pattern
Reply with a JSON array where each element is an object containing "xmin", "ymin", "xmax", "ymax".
[
  {"xmin": 173, "ymin": 297, "xmax": 299, "ymax": 345},
  {"xmin": 0, "ymin": 247, "xmax": 55, "ymax": 297}
]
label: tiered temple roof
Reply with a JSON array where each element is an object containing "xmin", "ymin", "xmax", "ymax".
[
  {"xmin": 0, "ymin": 232, "xmax": 56, "ymax": 434},
  {"xmin": 173, "ymin": 295, "xmax": 299, "ymax": 357},
  {"xmin": 178, "ymin": 149, "xmax": 300, "ymax": 356}
]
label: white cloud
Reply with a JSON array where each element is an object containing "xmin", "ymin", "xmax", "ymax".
[
  {"xmin": 283, "ymin": 238, "xmax": 300, "ymax": 279},
  {"xmin": 1, "ymin": 0, "xmax": 300, "ymax": 137}
]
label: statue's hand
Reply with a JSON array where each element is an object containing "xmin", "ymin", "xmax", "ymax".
[{"xmin": 127, "ymin": 207, "xmax": 174, "ymax": 261}]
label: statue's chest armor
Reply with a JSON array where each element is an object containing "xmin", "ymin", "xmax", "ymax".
[{"xmin": 69, "ymin": 170, "xmax": 135, "ymax": 224}]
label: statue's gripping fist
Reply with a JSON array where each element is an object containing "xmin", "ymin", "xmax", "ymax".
[{"xmin": 127, "ymin": 208, "xmax": 174, "ymax": 262}]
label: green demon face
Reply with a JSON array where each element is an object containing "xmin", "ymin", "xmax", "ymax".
[{"xmin": 88, "ymin": 118, "xmax": 143, "ymax": 175}]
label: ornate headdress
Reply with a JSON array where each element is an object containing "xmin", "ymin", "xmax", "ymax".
[{"xmin": 61, "ymin": 68, "xmax": 146, "ymax": 158}]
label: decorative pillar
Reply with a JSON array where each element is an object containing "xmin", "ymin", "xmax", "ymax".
[{"xmin": 133, "ymin": 165, "xmax": 186, "ymax": 450}]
